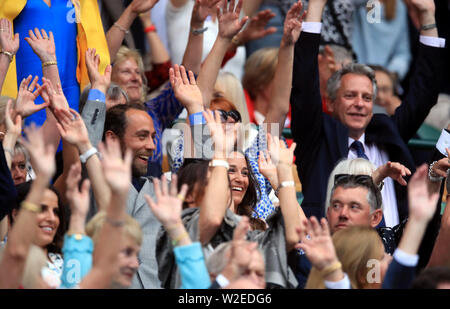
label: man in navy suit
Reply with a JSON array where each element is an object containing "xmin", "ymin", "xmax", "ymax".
[{"xmin": 290, "ymin": 0, "xmax": 446, "ymax": 227}]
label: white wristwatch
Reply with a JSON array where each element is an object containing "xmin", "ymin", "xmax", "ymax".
[{"xmin": 80, "ymin": 147, "xmax": 98, "ymax": 164}]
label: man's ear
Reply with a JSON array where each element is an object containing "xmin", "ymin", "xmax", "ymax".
[
  {"xmin": 104, "ymin": 130, "xmax": 118, "ymax": 141},
  {"xmin": 369, "ymin": 209, "xmax": 383, "ymax": 228},
  {"xmin": 326, "ymin": 98, "xmax": 334, "ymax": 114}
]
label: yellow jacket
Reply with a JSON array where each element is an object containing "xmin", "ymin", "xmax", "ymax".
[{"xmin": 0, "ymin": 0, "xmax": 110, "ymax": 97}]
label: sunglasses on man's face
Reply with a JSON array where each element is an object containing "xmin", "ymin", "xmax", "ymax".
[{"xmin": 217, "ymin": 109, "xmax": 242, "ymax": 123}]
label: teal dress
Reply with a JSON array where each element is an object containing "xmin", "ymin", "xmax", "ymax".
[{"xmin": 14, "ymin": 0, "xmax": 79, "ymax": 127}]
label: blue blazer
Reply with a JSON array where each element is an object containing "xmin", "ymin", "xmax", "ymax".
[{"xmin": 289, "ymin": 31, "xmax": 445, "ymax": 221}]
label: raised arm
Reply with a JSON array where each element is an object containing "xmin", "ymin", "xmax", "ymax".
[
  {"xmin": 79, "ymin": 137, "xmax": 132, "ymax": 289},
  {"xmin": 392, "ymin": 0, "xmax": 445, "ymax": 142},
  {"xmin": 382, "ymin": 164, "xmax": 440, "ymax": 289},
  {"xmin": 106, "ymin": 0, "xmax": 159, "ymax": 62},
  {"xmin": 61, "ymin": 163, "xmax": 93, "ymax": 288},
  {"xmin": 181, "ymin": 0, "xmax": 221, "ymax": 75},
  {"xmin": 0, "ymin": 18, "xmax": 19, "ymax": 92},
  {"xmin": 53, "ymin": 108, "xmax": 111, "ymax": 212},
  {"xmin": 290, "ymin": 0, "xmax": 326, "ymax": 149},
  {"xmin": 426, "ymin": 149, "xmax": 450, "ymax": 267},
  {"xmin": 372, "ymin": 161, "xmax": 412, "ymax": 187},
  {"xmin": 2, "ymin": 100, "xmax": 22, "ymax": 169},
  {"xmin": 267, "ymin": 133, "xmax": 306, "ymax": 251},
  {"xmin": 214, "ymin": 216, "xmax": 261, "ymax": 288},
  {"xmin": 199, "ymin": 110, "xmax": 238, "ymax": 244},
  {"xmin": 196, "ymin": 0, "xmax": 248, "ymax": 108},
  {"xmin": 0, "ymin": 125, "xmax": 55, "ymax": 289},
  {"xmin": 264, "ymin": 1, "xmax": 305, "ymax": 134},
  {"xmin": 145, "ymin": 174, "xmax": 211, "ymax": 289},
  {"xmin": 295, "ymin": 217, "xmax": 347, "ymax": 287}
]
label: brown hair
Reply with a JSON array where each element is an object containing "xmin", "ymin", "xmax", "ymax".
[
  {"xmin": 210, "ymin": 96, "xmax": 237, "ymax": 112},
  {"xmin": 242, "ymin": 48, "xmax": 278, "ymax": 101},
  {"xmin": 306, "ymin": 226, "xmax": 383, "ymax": 289}
]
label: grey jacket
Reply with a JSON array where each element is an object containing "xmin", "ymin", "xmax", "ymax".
[{"xmin": 82, "ymin": 99, "xmax": 162, "ymax": 289}]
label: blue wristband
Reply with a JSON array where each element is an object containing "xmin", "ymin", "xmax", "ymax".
[{"xmin": 189, "ymin": 112, "xmax": 206, "ymax": 125}]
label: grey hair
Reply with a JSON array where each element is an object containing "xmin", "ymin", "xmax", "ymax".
[
  {"xmin": 78, "ymin": 82, "xmax": 129, "ymax": 113},
  {"xmin": 325, "ymin": 158, "xmax": 383, "ymax": 214},
  {"xmin": 14, "ymin": 142, "xmax": 30, "ymax": 162},
  {"xmin": 205, "ymin": 242, "xmax": 232, "ymax": 277},
  {"xmin": 319, "ymin": 45, "xmax": 353, "ymax": 67},
  {"xmin": 205, "ymin": 236, "xmax": 265, "ymax": 279},
  {"xmin": 327, "ymin": 63, "xmax": 377, "ymax": 103}
]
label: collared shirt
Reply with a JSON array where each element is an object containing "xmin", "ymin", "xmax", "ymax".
[{"xmin": 348, "ymin": 134, "xmax": 399, "ymax": 227}]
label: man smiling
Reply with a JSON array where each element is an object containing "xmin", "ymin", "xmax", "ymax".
[{"xmin": 290, "ymin": 0, "xmax": 446, "ymax": 227}]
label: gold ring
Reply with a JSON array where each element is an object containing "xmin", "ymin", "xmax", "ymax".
[{"xmin": 176, "ymin": 194, "xmax": 185, "ymax": 201}]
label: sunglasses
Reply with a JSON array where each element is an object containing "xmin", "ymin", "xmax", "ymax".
[
  {"xmin": 334, "ymin": 173, "xmax": 381, "ymax": 204},
  {"xmin": 216, "ymin": 109, "xmax": 242, "ymax": 123}
]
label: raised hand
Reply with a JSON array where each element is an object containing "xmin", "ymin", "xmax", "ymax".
[
  {"xmin": 408, "ymin": 164, "xmax": 440, "ymax": 222},
  {"xmin": 130, "ymin": 0, "xmax": 159, "ymax": 15},
  {"xmin": 15, "ymin": 75, "xmax": 49, "ymax": 118},
  {"xmin": 266, "ymin": 133, "xmax": 296, "ymax": 167},
  {"xmin": 4, "ymin": 99, "xmax": 22, "ymax": 137},
  {"xmin": 144, "ymin": 174, "xmax": 188, "ymax": 227},
  {"xmin": 295, "ymin": 216, "xmax": 339, "ymax": 271},
  {"xmin": 54, "ymin": 108, "xmax": 91, "ymax": 152},
  {"xmin": 192, "ymin": 0, "xmax": 222, "ymax": 25},
  {"xmin": 203, "ymin": 109, "xmax": 239, "ymax": 158},
  {"xmin": 318, "ymin": 45, "xmax": 337, "ymax": 87},
  {"xmin": 0, "ymin": 18, "xmax": 19, "ymax": 58},
  {"xmin": 40, "ymin": 77, "xmax": 69, "ymax": 111},
  {"xmin": 66, "ymin": 163, "xmax": 91, "ymax": 220},
  {"xmin": 24, "ymin": 28, "xmax": 56, "ymax": 62},
  {"xmin": 169, "ymin": 64, "xmax": 203, "ymax": 114},
  {"xmin": 281, "ymin": 0, "xmax": 306, "ymax": 46},
  {"xmin": 236, "ymin": 9, "xmax": 276, "ymax": 46},
  {"xmin": 20, "ymin": 123, "xmax": 56, "ymax": 181},
  {"xmin": 85, "ymin": 48, "xmax": 111, "ymax": 93},
  {"xmin": 217, "ymin": 0, "xmax": 249, "ymax": 40},
  {"xmin": 373, "ymin": 161, "xmax": 412, "ymax": 187},
  {"xmin": 258, "ymin": 150, "xmax": 278, "ymax": 190},
  {"xmin": 221, "ymin": 216, "xmax": 259, "ymax": 282},
  {"xmin": 98, "ymin": 136, "xmax": 132, "ymax": 194}
]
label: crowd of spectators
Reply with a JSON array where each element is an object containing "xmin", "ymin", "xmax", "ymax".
[{"xmin": 0, "ymin": 0, "xmax": 449, "ymax": 290}]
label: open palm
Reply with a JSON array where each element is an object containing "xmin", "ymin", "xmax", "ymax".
[
  {"xmin": 0, "ymin": 18, "xmax": 19, "ymax": 55},
  {"xmin": 170, "ymin": 64, "xmax": 203, "ymax": 110},
  {"xmin": 15, "ymin": 76, "xmax": 49, "ymax": 117},
  {"xmin": 98, "ymin": 137, "xmax": 133, "ymax": 193},
  {"xmin": 25, "ymin": 28, "xmax": 56, "ymax": 62},
  {"xmin": 217, "ymin": 0, "xmax": 248, "ymax": 39}
]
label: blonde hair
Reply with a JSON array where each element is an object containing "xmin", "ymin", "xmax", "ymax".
[
  {"xmin": 112, "ymin": 46, "xmax": 148, "ymax": 103},
  {"xmin": 85, "ymin": 211, "xmax": 143, "ymax": 246},
  {"xmin": 0, "ymin": 96, "xmax": 16, "ymax": 126},
  {"xmin": 0, "ymin": 245, "xmax": 47, "ymax": 289},
  {"xmin": 214, "ymin": 72, "xmax": 250, "ymax": 125},
  {"xmin": 305, "ymin": 226, "xmax": 383, "ymax": 289},
  {"xmin": 242, "ymin": 48, "xmax": 278, "ymax": 100},
  {"xmin": 324, "ymin": 158, "xmax": 381, "ymax": 213}
]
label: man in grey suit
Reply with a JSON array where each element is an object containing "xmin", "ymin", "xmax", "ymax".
[{"xmin": 79, "ymin": 67, "xmax": 163, "ymax": 288}]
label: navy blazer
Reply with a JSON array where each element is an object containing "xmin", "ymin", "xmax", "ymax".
[{"xmin": 290, "ymin": 31, "xmax": 445, "ymax": 221}]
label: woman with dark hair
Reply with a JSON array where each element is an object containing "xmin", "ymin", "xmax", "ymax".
[
  {"xmin": 227, "ymin": 150, "xmax": 266, "ymax": 231},
  {"xmin": 6, "ymin": 181, "xmax": 67, "ymax": 287}
]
